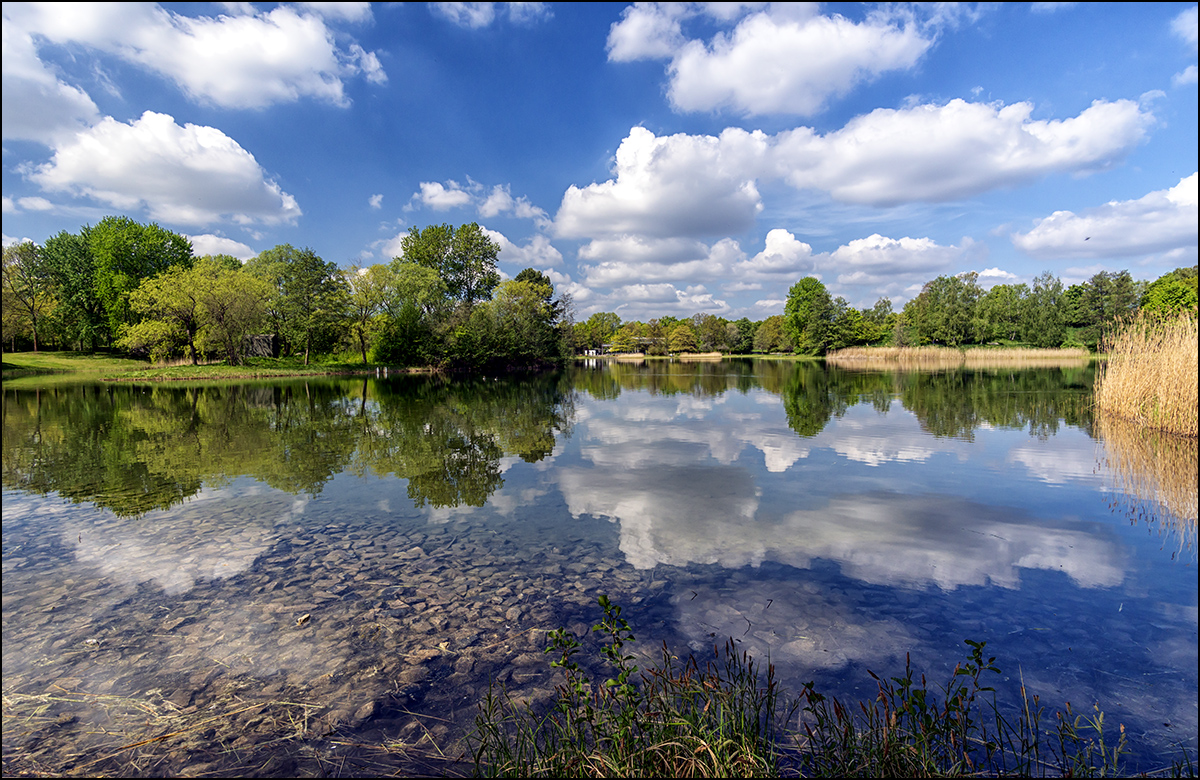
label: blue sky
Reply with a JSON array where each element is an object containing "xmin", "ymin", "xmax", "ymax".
[{"xmin": 3, "ymin": 2, "xmax": 1197, "ymax": 320}]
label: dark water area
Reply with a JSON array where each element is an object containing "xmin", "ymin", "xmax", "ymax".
[{"xmin": 2, "ymin": 360, "xmax": 1195, "ymax": 776}]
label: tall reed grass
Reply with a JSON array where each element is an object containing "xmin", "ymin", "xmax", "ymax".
[
  {"xmin": 1094, "ymin": 311, "xmax": 1198, "ymax": 437},
  {"xmin": 827, "ymin": 346, "xmax": 1090, "ymax": 371}
]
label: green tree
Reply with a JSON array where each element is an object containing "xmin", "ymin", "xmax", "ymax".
[
  {"xmin": 576, "ymin": 312, "xmax": 622, "ymax": 353},
  {"xmin": 88, "ymin": 216, "xmax": 193, "ymax": 337},
  {"xmin": 912, "ymin": 273, "xmax": 981, "ymax": 346},
  {"xmin": 668, "ymin": 323, "xmax": 698, "ymax": 353},
  {"xmin": 40, "ymin": 229, "xmax": 108, "ymax": 350},
  {"xmin": 609, "ymin": 323, "xmax": 639, "ymax": 353},
  {"xmin": 119, "ymin": 263, "xmax": 207, "ymax": 363},
  {"xmin": 344, "ymin": 264, "xmax": 394, "ymax": 364},
  {"xmin": 977, "ymin": 283, "xmax": 1028, "ymax": 343},
  {"xmin": 754, "ymin": 315, "xmax": 784, "ymax": 353},
  {"xmin": 372, "ymin": 260, "xmax": 452, "ymax": 366},
  {"xmin": 398, "ymin": 223, "xmax": 500, "ymax": 308},
  {"xmin": 731, "ymin": 317, "xmax": 756, "ymax": 354},
  {"xmin": 196, "ymin": 263, "xmax": 272, "ymax": 365},
  {"xmin": 1023, "ymin": 271, "xmax": 1066, "ymax": 348},
  {"xmin": 829, "ymin": 298, "xmax": 865, "ymax": 350},
  {"xmin": 252, "ymin": 245, "xmax": 347, "ymax": 364},
  {"xmin": 690, "ymin": 313, "xmax": 728, "ymax": 352},
  {"xmin": 1141, "ymin": 267, "xmax": 1199, "ymax": 314},
  {"xmin": 784, "ymin": 277, "xmax": 832, "ymax": 354},
  {"xmin": 859, "ymin": 298, "xmax": 893, "ymax": 345},
  {"xmin": 454, "ymin": 278, "xmax": 562, "ymax": 369},
  {"xmin": 2, "ymin": 241, "xmax": 55, "ymax": 351}
]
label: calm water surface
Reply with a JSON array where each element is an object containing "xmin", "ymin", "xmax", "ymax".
[{"xmin": 2, "ymin": 360, "xmax": 1195, "ymax": 776}]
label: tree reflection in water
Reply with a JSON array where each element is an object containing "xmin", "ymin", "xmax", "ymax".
[
  {"xmin": 1, "ymin": 373, "xmax": 576, "ymax": 516},
  {"xmin": 9, "ymin": 361, "xmax": 1189, "ymax": 540}
]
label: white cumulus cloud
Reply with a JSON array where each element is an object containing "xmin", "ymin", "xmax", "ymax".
[
  {"xmin": 608, "ymin": 4, "xmax": 935, "ymax": 117},
  {"xmin": 187, "ymin": 233, "xmax": 257, "ymax": 260},
  {"xmin": 773, "ymin": 98, "xmax": 1154, "ymax": 206},
  {"xmin": 554, "ymin": 126, "xmax": 770, "ymax": 239},
  {"xmin": 4, "ymin": 3, "xmax": 385, "ymax": 110},
  {"xmin": 579, "ymin": 236, "xmax": 743, "ymax": 287},
  {"xmin": 29, "ymin": 111, "xmax": 302, "ymax": 227},
  {"xmin": 1011, "ymin": 173, "xmax": 1198, "ymax": 260},
  {"xmin": 481, "ymin": 228, "xmax": 563, "ymax": 268},
  {"xmin": 1, "ymin": 20, "xmax": 100, "ymax": 144},
  {"xmin": 555, "ymin": 98, "xmax": 1153, "ymax": 248},
  {"xmin": 414, "ymin": 180, "xmax": 474, "ymax": 211}
]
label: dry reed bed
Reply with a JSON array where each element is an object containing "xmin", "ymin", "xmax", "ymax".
[
  {"xmin": 1095, "ymin": 312, "xmax": 1198, "ymax": 437},
  {"xmin": 826, "ymin": 346, "xmax": 1091, "ymax": 371}
]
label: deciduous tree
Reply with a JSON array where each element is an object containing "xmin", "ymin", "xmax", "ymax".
[{"xmin": 2, "ymin": 241, "xmax": 54, "ymax": 352}]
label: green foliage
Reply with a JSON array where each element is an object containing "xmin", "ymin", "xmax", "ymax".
[
  {"xmin": 575, "ymin": 312, "xmax": 622, "ymax": 353},
  {"xmin": 249, "ymin": 245, "xmax": 347, "ymax": 364},
  {"xmin": 472, "ymin": 601, "xmax": 1151, "ymax": 778},
  {"xmin": 398, "ymin": 222, "xmax": 500, "ymax": 307},
  {"xmin": 2, "ymin": 373, "xmax": 575, "ymax": 515},
  {"xmin": 87, "ymin": 216, "xmax": 193, "ymax": 337},
  {"xmin": 40, "ymin": 229, "xmax": 108, "ymax": 350},
  {"xmin": 196, "ymin": 261, "xmax": 272, "ymax": 365},
  {"xmin": 451, "ymin": 279, "xmax": 565, "ymax": 371},
  {"xmin": 731, "ymin": 317, "xmax": 756, "ymax": 354},
  {"xmin": 609, "ymin": 324, "xmax": 639, "ymax": 354},
  {"xmin": 796, "ymin": 639, "xmax": 1139, "ymax": 778},
  {"xmin": 784, "ymin": 276, "xmax": 832, "ymax": 354},
  {"xmin": 668, "ymin": 322, "xmax": 698, "ymax": 353},
  {"xmin": 471, "ymin": 595, "xmax": 789, "ymax": 778},
  {"xmin": 690, "ymin": 313, "xmax": 727, "ymax": 351},
  {"xmin": 2, "ymin": 241, "xmax": 55, "ymax": 352},
  {"xmin": 119, "ymin": 263, "xmax": 205, "ymax": 363},
  {"xmin": 904, "ymin": 273, "xmax": 983, "ymax": 346},
  {"xmin": 370, "ymin": 304, "xmax": 439, "ymax": 367},
  {"xmin": 1024, "ymin": 271, "xmax": 1066, "ymax": 348},
  {"xmin": 343, "ymin": 264, "xmax": 394, "ymax": 364},
  {"xmin": 977, "ymin": 283, "xmax": 1029, "ymax": 343},
  {"xmin": 1141, "ymin": 266, "xmax": 1199, "ymax": 315}
]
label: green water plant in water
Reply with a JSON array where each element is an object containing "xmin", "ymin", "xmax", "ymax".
[
  {"xmin": 471, "ymin": 594, "xmax": 789, "ymax": 777},
  {"xmin": 469, "ymin": 596, "xmax": 1194, "ymax": 778}
]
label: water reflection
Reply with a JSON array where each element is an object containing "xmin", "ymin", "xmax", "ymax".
[
  {"xmin": 1098, "ymin": 413, "xmax": 1198, "ymax": 557},
  {"xmin": 1, "ymin": 360, "xmax": 1194, "ymax": 775},
  {"xmin": 2, "ymin": 374, "xmax": 575, "ymax": 516}
]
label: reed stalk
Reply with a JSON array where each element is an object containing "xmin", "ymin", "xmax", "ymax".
[
  {"xmin": 1094, "ymin": 311, "xmax": 1198, "ymax": 437},
  {"xmin": 827, "ymin": 346, "xmax": 1090, "ymax": 371}
]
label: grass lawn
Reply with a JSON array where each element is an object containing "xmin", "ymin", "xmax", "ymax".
[
  {"xmin": 1, "ymin": 351, "xmax": 151, "ymax": 376},
  {"xmin": 1, "ymin": 352, "xmax": 422, "ymax": 382}
]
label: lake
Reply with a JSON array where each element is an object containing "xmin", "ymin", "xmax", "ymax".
[{"xmin": 2, "ymin": 359, "xmax": 1195, "ymax": 776}]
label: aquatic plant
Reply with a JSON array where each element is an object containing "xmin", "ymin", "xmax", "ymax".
[
  {"xmin": 470, "ymin": 596, "xmax": 1196, "ymax": 778},
  {"xmin": 470, "ymin": 594, "xmax": 790, "ymax": 777},
  {"xmin": 1094, "ymin": 310, "xmax": 1198, "ymax": 437}
]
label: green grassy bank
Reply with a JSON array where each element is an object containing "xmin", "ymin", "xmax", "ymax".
[{"xmin": 1, "ymin": 351, "xmax": 432, "ymax": 382}]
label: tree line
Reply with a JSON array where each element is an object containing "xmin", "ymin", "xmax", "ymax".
[
  {"xmin": 575, "ymin": 266, "xmax": 1196, "ymax": 357},
  {"xmin": 2, "ymin": 218, "xmax": 573, "ymax": 370},
  {"xmin": 4, "ymin": 214, "xmax": 1195, "ymax": 364}
]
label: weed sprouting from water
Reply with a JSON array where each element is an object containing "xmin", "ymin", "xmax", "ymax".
[
  {"xmin": 468, "ymin": 596, "xmax": 1196, "ymax": 778},
  {"xmin": 470, "ymin": 594, "xmax": 790, "ymax": 777}
]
